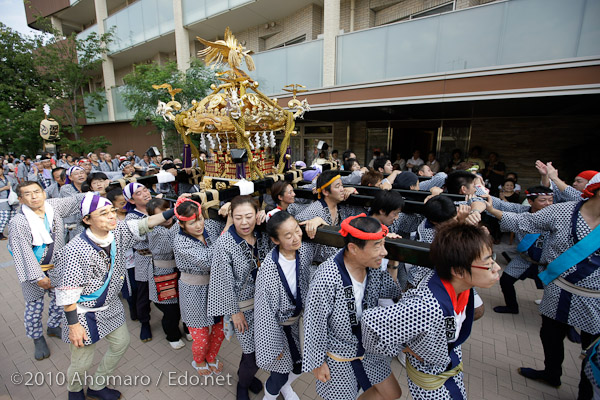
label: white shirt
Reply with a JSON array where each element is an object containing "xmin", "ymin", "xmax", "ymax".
[
  {"xmin": 279, "ymin": 253, "xmax": 297, "ymax": 297},
  {"xmin": 378, "ymin": 259, "xmax": 395, "ymax": 307},
  {"xmin": 348, "ymin": 268, "xmax": 367, "ymax": 320},
  {"xmin": 407, "ymin": 157, "xmax": 424, "ymax": 166}
]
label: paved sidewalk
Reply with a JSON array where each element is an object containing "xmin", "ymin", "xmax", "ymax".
[{"xmin": 0, "ymin": 237, "xmax": 585, "ymax": 400}]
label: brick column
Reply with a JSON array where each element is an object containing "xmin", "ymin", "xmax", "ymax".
[
  {"xmin": 173, "ymin": 0, "xmax": 191, "ymax": 72},
  {"xmin": 94, "ymin": 0, "xmax": 116, "ymax": 122},
  {"xmin": 323, "ymin": 0, "xmax": 340, "ymax": 87}
]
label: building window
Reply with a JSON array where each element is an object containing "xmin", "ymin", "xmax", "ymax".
[{"xmin": 271, "ymin": 35, "xmax": 307, "ymax": 50}]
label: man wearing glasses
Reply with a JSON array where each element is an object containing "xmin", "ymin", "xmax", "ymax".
[
  {"xmin": 7, "ymin": 181, "xmax": 87, "ymax": 361},
  {"xmin": 362, "ymin": 222, "xmax": 500, "ymax": 400}
]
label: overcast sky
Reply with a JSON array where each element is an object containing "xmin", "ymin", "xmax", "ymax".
[{"xmin": 0, "ymin": 0, "xmax": 39, "ymax": 37}]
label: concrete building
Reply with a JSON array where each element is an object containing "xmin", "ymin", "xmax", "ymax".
[{"xmin": 24, "ymin": 0, "xmax": 600, "ymax": 187}]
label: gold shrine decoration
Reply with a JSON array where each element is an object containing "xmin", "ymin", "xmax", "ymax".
[{"xmin": 153, "ymin": 27, "xmax": 310, "ymax": 179}]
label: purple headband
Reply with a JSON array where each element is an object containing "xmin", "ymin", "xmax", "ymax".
[{"xmin": 80, "ymin": 193, "xmax": 112, "ymax": 217}]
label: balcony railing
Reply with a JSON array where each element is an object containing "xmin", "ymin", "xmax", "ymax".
[
  {"xmin": 182, "ymin": 0, "xmax": 254, "ymax": 26},
  {"xmin": 247, "ymin": 39, "xmax": 323, "ymax": 96},
  {"xmin": 112, "ymin": 86, "xmax": 136, "ymax": 121},
  {"xmin": 104, "ymin": 0, "xmax": 174, "ymax": 54},
  {"xmin": 84, "ymin": 92, "xmax": 110, "ymax": 124},
  {"xmin": 336, "ymin": 0, "xmax": 600, "ymax": 85}
]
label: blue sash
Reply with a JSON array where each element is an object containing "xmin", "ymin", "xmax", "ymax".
[
  {"xmin": 517, "ymin": 234, "xmax": 540, "ymax": 253},
  {"xmin": 538, "ymin": 201, "xmax": 600, "ymax": 286},
  {"xmin": 272, "ymin": 247, "xmax": 302, "ymax": 364},
  {"xmin": 77, "ymin": 232, "xmax": 117, "ymax": 343},
  {"xmin": 427, "ymin": 272, "xmax": 474, "ymax": 400},
  {"xmin": 586, "ymin": 338, "xmax": 600, "ymax": 387},
  {"xmin": 333, "ymin": 250, "xmax": 372, "ymax": 392}
]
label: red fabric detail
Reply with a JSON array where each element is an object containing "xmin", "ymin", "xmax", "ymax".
[
  {"xmin": 441, "ymin": 279, "xmax": 470, "ymax": 314},
  {"xmin": 174, "ymin": 197, "xmax": 202, "ymax": 221},
  {"xmin": 577, "ymin": 170, "xmax": 599, "ymax": 182},
  {"xmin": 582, "ymin": 182, "xmax": 600, "ymax": 199},
  {"xmin": 188, "ymin": 320, "xmax": 225, "ymax": 363},
  {"xmin": 338, "ymin": 213, "xmax": 389, "ymax": 240}
]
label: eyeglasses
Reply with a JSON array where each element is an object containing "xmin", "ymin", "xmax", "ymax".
[{"xmin": 471, "ymin": 253, "xmax": 497, "ymax": 272}]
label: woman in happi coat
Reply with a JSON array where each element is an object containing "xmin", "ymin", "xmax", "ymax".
[
  {"xmin": 207, "ymin": 195, "xmax": 272, "ymax": 400},
  {"xmin": 173, "ymin": 197, "xmax": 226, "ymax": 376},
  {"xmin": 266, "ymin": 180, "xmax": 307, "ymax": 219},
  {"xmin": 146, "ymin": 198, "xmax": 188, "ymax": 350},
  {"xmin": 53, "ymin": 192, "xmax": 178, "ymax": 400},
  {"xmin": 362, "ymin": 222, "xmax": 500, "ymax": 400},
  {"xmin": 254, "ymin": 211, "xmax": 320, "ymax": 399}
]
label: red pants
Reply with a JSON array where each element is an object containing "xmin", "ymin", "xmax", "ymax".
[{"xmin": 188, "ymin": 320, "xmax": 225, "ymax": 364}]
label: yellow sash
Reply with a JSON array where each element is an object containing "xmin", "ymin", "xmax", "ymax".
[{"xmin": 406, "ymin": 358, "xmax": 463, "ymax": 391}]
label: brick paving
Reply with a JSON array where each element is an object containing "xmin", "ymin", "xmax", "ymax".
[{"xmin": 0, "ymin": 236, "xmax": 584, "ymax": 400}]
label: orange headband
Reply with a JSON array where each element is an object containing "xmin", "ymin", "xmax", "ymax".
[
  {"xmin": 339, "ymin": 213, "xmax": 389, "ymax": 240},
  {"xmin": 316, "ymin": 174, "xmax": 341, "ymax": 199},
  {"xmin": 175, "ymin": 197, "xmax": 202, "ymax": 221}
]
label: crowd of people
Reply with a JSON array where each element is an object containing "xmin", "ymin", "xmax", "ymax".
[{"xmin": 3, "ymin": 146, "xmax": 599, "ymax": 400}]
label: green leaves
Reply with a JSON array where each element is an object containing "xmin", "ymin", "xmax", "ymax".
[{"xmin": 122, "ymin": 58, "xmax": 216, "ymax": 155}]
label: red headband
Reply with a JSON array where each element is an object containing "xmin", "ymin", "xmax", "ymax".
[
  {"xmin": 582, "ymin": 183, "xmax": 600, "ymax": 199},
  {"xmin": 577, "ymin": 170, "xmax": 598, "ymax": 182},
  {"xmin": 339, "ymin": 213, "xmax": 389, "ymax": 240},
  {"xmin": 174, "ymin": 197, "xmax": 202, "ymax": 221}
]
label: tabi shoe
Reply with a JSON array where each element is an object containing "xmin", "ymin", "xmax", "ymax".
[
  {"xmin": 517, "ymin": 367, "xmax": 561, "ymax": 388},
  {"xmin": 140, "ymin": 323, "xmax": 152, "ymax": 342},
  {"xmin": 67, "ymin": 390, "xmax": 86, "ymax": 400},
  {"xmin": 237, "ymin": 383, "xmax": 251, "ymax": 400},
  {"xmin": 47, "ymin": 326, "xmax": 62, "ymax": 337},
  {"xmin": 280, "ymin": 383, "xmax": 300, "ymax": 400},
  {"xmin": 33, "ymin": 337, "xmax": 50, "ymax": 360},
  {"xmin": 86, "ymin": 387, "xmax": 122, "ymax": 400},
  {"xmin": 186, "ymin": 333, "xmax": 193, "ymax": 341},
  {"xmin": 262, "ymin": 386, "xmax": 279, "ymax": 400},
  {"xmin": 249, "ymin": 377, "xmax": 263, "ymax": 394},
  {"xmin": 534, "ymin": 299, "xmax": 542, "ymax": 305},
  {"xmin": 493, "ymin": 306, "xmax": 519, "ymax": 314},
  {"xmin": 169, "ymin": 339, "xmax": 185, "ymax": 350}
]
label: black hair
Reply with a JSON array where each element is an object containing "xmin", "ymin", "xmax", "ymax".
[
  {"xmin": 16, "ymin": 181, "xmax": 43, "ymax": 197},
  {"xmin": 430, "ymin": 222, "xmax": 494, "ymax": 280},
  {"xmin": 332, "ymin": 149, "xmax": 339, "ymax": 156},
  {"xmin": 230, "ymin": 195, "xmax": 259, "ymax": 213},
  {"xmin": 316, "ymin": 169, "xmax": 341, "ymax": 195},
  {"xmin": 371, "ymin": 191, "xmax": 404, "ymax": 216},
  {"xmin": 502, "ymin": 178, "xmax": 516, "ymax": 187},
  {"xmin": 342, "ymin": 150, "xmax": 355, "ymax": 161},
  {"xmin": 525, "ymin": 185, "xmax": 553, "ymax": 201},
  {"xmin": 343, "ymin": 158, "xmax": 358, "ymax": 172},
  {"xmin": 372, "ymin": 157, "xmax": 390, "ymax": 172},
  {"xmin": 86, "ymin": 172, "xmax": 108, "ymax": 186},
  {"xmin": 266, "ymin": 210, "xmax": 296, "ymax": 239},
  {"xmin": 147, "ymin": 198, "xmax": 170, "ymax": 216},
  {"xmin": 344, "ymin": 216, "xmax": 383, "ymax": 249},
  {"xmin": 445, "ymin": 170, "xmax": 476, "ymax": 195},
  {"xmin": 106, "ymin": 188, "xmax": 124, "ymax": 203},
  {"xmin": 176, "ymin": 200, "xmax": 202, "ymax": 222},
  {"xmin": 506, "ymin": 171, "xmax": 518, "ymax": 181},
  {"xmin": 423, "ymin": 196, "xmax": 457, "ymax": 224}
]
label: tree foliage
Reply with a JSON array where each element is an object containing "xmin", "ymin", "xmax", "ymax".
[
  {"xmin": 0, "ymin": 21, "xmax": 113, "ymax": 156},
  {"xmin": 0, "ymin": 23, "xmax": 45, "ymax": 155},
  {"xmin": 122, "ymin": 58, "xmax": 216, "ymax": 156}
]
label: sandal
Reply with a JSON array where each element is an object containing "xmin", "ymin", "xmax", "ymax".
[
  {"xmin": 207, "ymin": 359, "xmax": 223, "ymax": 375},
  {"xmin": 191, "ymin": 360, "xmax": 212, "ymax": 376}
]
